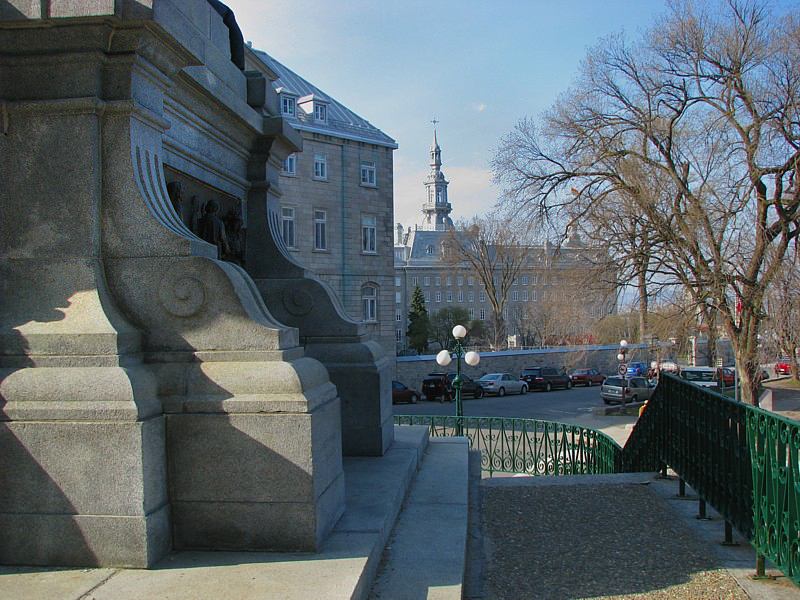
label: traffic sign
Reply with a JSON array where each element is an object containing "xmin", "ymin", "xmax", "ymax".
[{"xmin": 618, "ymin": 364, "xmax": 627, "ymax": 375}]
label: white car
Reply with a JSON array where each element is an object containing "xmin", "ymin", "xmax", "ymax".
[
  {"xmin": 679, "ymin": 366, "xmax": 718, "ymax": 388},
  {"xmin": 477, "ymin": 373, "xmax": 528, "ymax": 396}
]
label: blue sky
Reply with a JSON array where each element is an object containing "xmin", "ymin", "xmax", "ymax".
[{"xmin": 230, "ymin": 1, "xmax": 670, "ymax": 228}]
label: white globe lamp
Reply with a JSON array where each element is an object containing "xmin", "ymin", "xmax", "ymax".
[
  {"xmin": 452, "ymin": 324, "xmax": 467, "ymax": 339},
  {"xmin": 436, "ymin": 349, "xmax": 452, "ymax": 366},
  {"xmin": 465, "ymin": 351, "xmax": 480, "ymax": 366}
]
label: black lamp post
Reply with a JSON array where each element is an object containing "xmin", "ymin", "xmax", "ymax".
[
  {"xmin": 617, "ymin": 339, "xmax": 628, "ymax": 410},
  {"xmin": 436, "ymin": 325, "xmax": 480, "ymax": 435}
]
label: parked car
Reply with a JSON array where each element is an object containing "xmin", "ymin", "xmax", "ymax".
[
  {"xmin": 421, "ymin": 372, "xmax": 484, "ymax": 402},
  {"xmin": 679, "ymin": 366, "xmax": 718, "ymax": 388},
  {"xmin": 775, "ymin": 359, "xmax": 793, "ymax": 376},
  {"xmin": 392, "ymin": 381, "xmax": 420, "ymax": 404},
  {"xmin": 477, "ymin": 373, "xmax": 527, "ymax": 396},
  {"xmin": 520, "ymin": 366, "xmax": 572, "ymax": 391},
  {"xmin": 600, "ymin": 376, "xmax": 656, "ymax": 404},
  {"xmin": 714, "ymin": 367, "xmax": 735, "ymax": 387},
  {"xmin": 570, "ymin": 368, "xmax": 606, "ymax": 387},
  {"xmin": 625, "ymin": 362, "xmax": 649, "ymax": 377}
]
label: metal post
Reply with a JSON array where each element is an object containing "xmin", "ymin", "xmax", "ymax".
[
  {"xmin": 721, "ymin": 520, "xmax": 739, "ymax": 546},
  {"xmin": 696, "ymin": 498, "xmax": 710, "ymax": 520},
  {"xmin": 755, "ymin": 554, "xmax": 766, "ymax": 578},
  {"xmin": 453, "ymin": 338, "xmax": 464, "ymax": 436},
  {"xmin": 678, "ymin": 478, "xmax": 686, "ymax": 497}
]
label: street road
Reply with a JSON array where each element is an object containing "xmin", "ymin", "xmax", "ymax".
[{"xmin": 393, "ymin": 384, "xmax": 602, "ymax": 423}]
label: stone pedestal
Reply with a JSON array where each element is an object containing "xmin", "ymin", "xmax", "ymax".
[{"xmin": 1, "ymin": 0, "xmax": 348, "ymax": 566}]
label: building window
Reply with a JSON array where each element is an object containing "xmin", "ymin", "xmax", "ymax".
[
  {"xmin": 542, "ymin": 291, "xmax": 547, "ymax": 301},
  {"xmin": 479, "ymin": 291, "xmax": 485, "ymax": 303},
  {"xmin": 457, "ymin": 291, "xmax": 463, "ymax": 302},
  {"xmin": 435, "ymin": 276, "xmax": 441, "ymax": 286},
  {"xmin": 541, "ymin": 276, "xmax": 547, "ymax": 286},
  {"xmin": 424, "ymin": 292, "xmax": 430, "ymax": 302},
  {"xmin": 468, "ymin": 291, "xmax": 474, "ymax": 302},
  {"xmin": 314, "ymin": 153, "xmax": 327, "ymax": 179},
  {"xmin": 480, "ymin": 308, "xmax": 485, "ymax": 320},
  {"xmin": 314, "ymin": 210, "xmax": 327, "ymax": 250},
  {"xmin": 426, "ymin": 245, "xmax": 435, "ymax": 255},
  {"xmin": 469, "ymin": 308, "xmax": 475, "ymax": 318},
  {"xmin": 395, "ymin": 277, "xmax": 401, "ymax": 287},
  {"xmin": 513, "ymin": 291, "xmax": 518, "ymax": 302},
  {"xmin": 493, "ymin": 276, "xmax": 498, "ymax": 286},
  {"xmin": 522, "ymin": 276, "xmax": 528, "ymax": 285},
  {"xmin": 435, "ymin": 292, "xmax": 441, "ymax": 303},
  {"xmin": 424, "ymin": 277, "xmax": 430, "ymax": 286},
  {"xmin": 446, "ymin": 276, "xmax": 452, "ymax": 286},
  {"xmin": 531, "ymin": 276, "xmax": 538, "ymax": 285},
  {"xmin": 396, "ymin": 309, "xmax": 402, "ymax": 321},
  {"xmin": 468, "ymin": 277, "xmax": 474, "ymax": 286},
  {"xmin": 281, "ymin": 206, "xmax": 296, "ymax": 248},
  {"xmin": 531, "ymin": 290, "xmax": 537, "ymax": 302},
  {"xmin": 457, "ymin": 276, "xmax": 463, "ymax": 286},
  {"xmin": 413, "ymin": 276, "xmax": 419, "ymax": 286},
  {"xmin": 513, "ymin": 277, "xmax": 518, "ymax": 285},
  {"xmin": 396, "ymin": 329, "xmax": 403, "ymax": 342},
  {"xmin": 551, "ymin": 275, "xmax": 557, "ymax": 285},
  {"xmin": 360, "ymin": 161, "xmax": 376, "ymax": 186},
  {"xmin": 395, "ymin": 292, "xmax": 401, "ymax": 303},
  {"xmin": 282, "ymin": 95, "xmax": 296, "ymax": 116},
  {"xmin": 362, "ymin": 215, "xmax": 376, "ymax": 253},
  {"xmin": 523, "ymin": 291, "xmax": 528, "ymax": 302},
  {"xmin": 446, "ymin": 292, "xmax": 452, "ymax": 302},
  {"xmin": 283, "ymin": 153, "xmax": 296, "ymax": 175},
  {"xmin": 314, "ymin": 103, "xmax": 327, "ymax": 122},
  {"xmin": 362, "ymin": 285, "xmax": 377, "ymax": 321}
]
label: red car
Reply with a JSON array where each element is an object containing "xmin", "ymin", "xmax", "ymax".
[
  {"xmin": 775, "ymin": 359, "xmax": 792, "ymax": 376},
  {"xmin": 569, "ymin": 368, "xmax": 606, "ymax": 387},
  {"xmin": 715, "ymin": 367, "xmax": 735, "ymax": 387},
  {"xmin": 392, "ymin": 380, "xmax": 420, "ymax": 404}
]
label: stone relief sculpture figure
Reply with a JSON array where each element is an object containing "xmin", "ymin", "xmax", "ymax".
[
  {"xmin": 197, "ymin": 199, "xmax": 230, "ymax": 258},
  {"xmin": 190, "ymin": 195, "xmax": 203, "ymax": 234},
  {"xmin": 166, "ymin": 181, "xmax": 183, "ymax": 219},
  {"xmin": 224, "ymin": 205, "xmax": 245, "ymax": 265}
]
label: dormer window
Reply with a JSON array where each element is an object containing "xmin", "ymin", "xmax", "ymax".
[
  {"xmin": 281, "ymin": 95, "xmax": 296, "ymax": 116},
  {"xmin": 298, "ymin": 94, "xmax": 329, "ymax": 123},
  {"xmin": 426, "ymin": 245, "xmax": 435, "ymax": 255}
]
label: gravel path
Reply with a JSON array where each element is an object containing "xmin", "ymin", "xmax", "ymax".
[{"xmin": 481, "ymin": 482, "xmax": 748, "ymax": 599}]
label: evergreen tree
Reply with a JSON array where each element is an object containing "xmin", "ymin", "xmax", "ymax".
[{"xmin": 406, "ymin": 285, "xmax": 430, "ymax": 354}]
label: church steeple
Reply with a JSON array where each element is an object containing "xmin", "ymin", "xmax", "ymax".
[{"xmin": 421, "ymin": 120, "xmax": 453, "ymax": 230}]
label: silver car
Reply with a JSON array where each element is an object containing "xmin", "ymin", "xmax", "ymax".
[
  {"xmin": 477, "ymin": 373, "xmax": 528, "ymax": 396},
  {"xmin": 600, "ymin": 376, "xmax": 655, "ymax": 405}
]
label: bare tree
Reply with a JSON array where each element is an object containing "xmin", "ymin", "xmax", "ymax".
[
  {"xmin": 441, "ymin": 211, "xmax": 536, "ymax": 347},
  {"xmin": 493, "ymin": 0, "xmax": 800, "ymax": 404},
  {"xmin": 764, "ymin": 248, "xmax": 800, "ymax": 380}
]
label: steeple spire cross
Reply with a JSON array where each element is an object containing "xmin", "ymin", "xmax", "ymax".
[{"xmin": 431, "ymin": 117, "xmax": 439, "ymax": 128}]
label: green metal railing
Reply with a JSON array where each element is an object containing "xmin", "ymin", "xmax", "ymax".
[
  {"xmin": 396, "ymin": 372, "xmax": 800, "ymax": 586},
  {"xmin": 394, "ymin": 415, "xmax": 620, "ymax": 476}
]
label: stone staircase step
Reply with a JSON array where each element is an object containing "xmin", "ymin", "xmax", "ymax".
[{"xmin": 368, "ymin": 437, "xmax": 470, "ymax": 600}]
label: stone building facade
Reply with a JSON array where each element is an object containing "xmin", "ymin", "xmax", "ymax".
[
  {"xmin": 394, "ymin": 132, "xmax": 617, "ymax": 353},
  {"xmin": 245, "ymin": 48, "xmax": 398, "ymax": 363}
]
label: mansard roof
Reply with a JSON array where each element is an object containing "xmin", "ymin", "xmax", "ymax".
[{"xmin": 251, "ymin": 49, "xmax": 398, "ymax": 149}]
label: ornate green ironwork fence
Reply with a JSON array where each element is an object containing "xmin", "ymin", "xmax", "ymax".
[
  {"xmin": 623, "ymin": 373, "xmax": 799, "ymax": 586},
  {"xmin": 394, "ymin": 415, "xmax": 620, "ymax": 476},
  {"xmin": 397, "ymin": 374, "xmax": 800, "ymax": 586}
]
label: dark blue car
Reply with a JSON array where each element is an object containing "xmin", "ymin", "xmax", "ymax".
[{"xmin": 625, "ymin": 362, "xmax": 649, "ymax": 377}]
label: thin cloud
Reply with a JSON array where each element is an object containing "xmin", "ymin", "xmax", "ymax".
[{"xmin": 472, "ymin": 103, "xmax": 487, "ymax": 112}]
